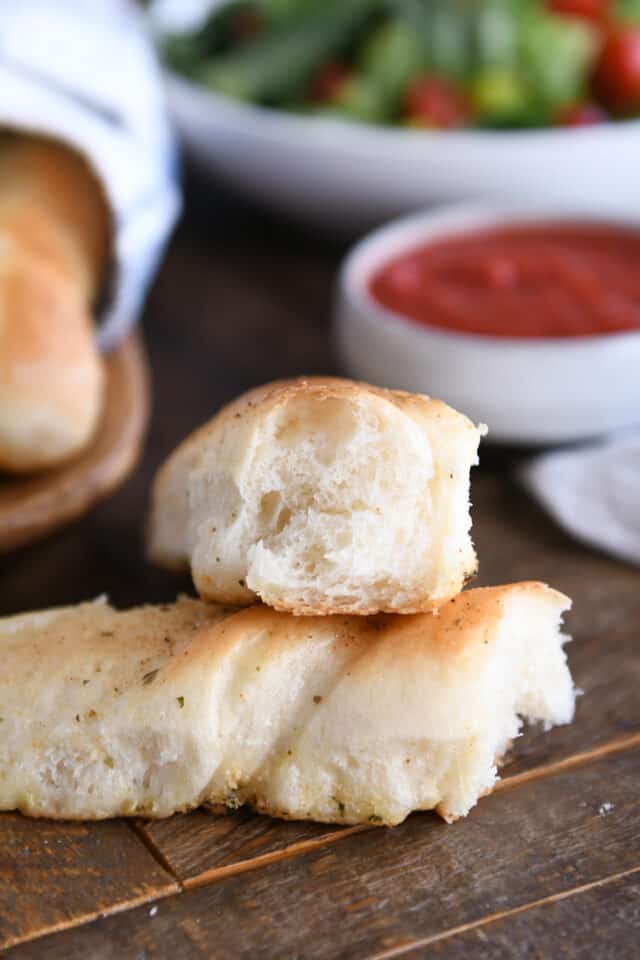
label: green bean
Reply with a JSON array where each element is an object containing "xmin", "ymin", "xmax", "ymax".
[
  {"xmin": 472, "ymin": 0, "xmax": 523, "ymax": 70},
  {"xmin": 198, "ymin": 0, "xmax": 381, "ymax": 103},
  {"xmin": 163, "ymin": 2, "xmax": 262, "ymax": 75},
  {"xmin": 614, "ymin": 0, "xmax": 640, "ymax": 23},
  {"xmin": 329, "ymin": 74, "xmax": 391, "ymax": 123},
  {"xmin": 256, "ymin": 0, "xmax": 324, "ymax": 25},
  {"xmin": 358, "ymin": 18, "xmax": 428, "ymax": 105},
  {"xmin": 519, "ymin": 9, "xmax": 599, "ymax": 111}
]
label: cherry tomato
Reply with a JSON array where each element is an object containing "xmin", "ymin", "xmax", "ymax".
[
  {"xmin": 309, "ymin": 63, "xmax": 353, "ymax": 103},
  {"xmin": 404, "ymin": 75, "xmax": 472, "ymax": 129},
  {"xmin": 555, "ymin": 101, "xmax": 608, "ymax": 123},
  {"xmin": 593, "ymin": 27, "xmax": 640, "ymax": 110},
  {"xmin": 547, "ymin": 0, "xmax": 609, "ymax": 20}
]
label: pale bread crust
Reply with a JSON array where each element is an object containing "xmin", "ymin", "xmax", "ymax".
[
  {"xmin": 0, "ymin": 135, "xmax": 110, "ymax": 472},
  {"xmin": 0, "ymin": 583, "xmax": 574, "ymax": 825},
  {"xmin": 147, "ymin": 377, "xmax": 486, "ymax": 615}
]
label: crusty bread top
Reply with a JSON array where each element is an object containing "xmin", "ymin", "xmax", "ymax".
[
  {"xmin": 152, "ymin": 376, "xmax": 480, "ymax": 488},
  {"xmin": 0, "ymin": 582, "xmax": 573, "ymax": 825},
  {"xmin": 1, "ymin": 582, "xmax": 569, "ymax": 700},
  {"xmin": 0, "ymin": 134, "xmax": 110, "ymax": 471},
  {"xmin": 147, "ymin": 376, "xmax": 486, "ymax": 614},
  {"xmin": 0, "ymin": 133, "xmax": 110, "ymax": 299}
]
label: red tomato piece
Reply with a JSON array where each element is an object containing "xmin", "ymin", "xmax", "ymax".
[
  {"xmin": 547, "ymin": 0, "xmax": 609, "ymax": 20},
  {"xmin": 593, "ymin": 27, "xmax": 640, "ymax": 111},
  {"xmin": 404, "ymin": 75, "xmax": 472, "ymax": 129},
  {"xmin": 309, "ymin": 63, "xmax": 353, "ymax": 103}
]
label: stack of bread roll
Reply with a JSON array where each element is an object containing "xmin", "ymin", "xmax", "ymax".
[
  {"xmin": 0, "ymin": 133, "xmax": 109, "ymax": 472},
  {"xmin": 0, "ymin": 378, "xmax": 575, "ymax": 826}
]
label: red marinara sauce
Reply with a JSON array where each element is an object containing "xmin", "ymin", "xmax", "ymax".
[{"xmin": 368, "ymin": 223, "xmax": 640, "ymax": 338}]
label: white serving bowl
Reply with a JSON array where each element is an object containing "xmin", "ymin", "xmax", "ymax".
[
  {"xmin": 335, "ymin": 206, "xmax": 640, "ymax": 445},
  {"xmin": 165, "ymin": 71, "xmax": 640, "ymax": 234}
]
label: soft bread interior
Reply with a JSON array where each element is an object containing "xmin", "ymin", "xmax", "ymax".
[
  {"xmin": 195, "ymin": 392, "xmax": 440, "ymax": 610},
  {"xmin": 433, "ymin": 587, "xmax": 576, "ymax": 820},
  {"xmin": 0, "ymin": 598, "xmax": 228, "ymax": 818},
  {"xmin": 0, "ymin": 584, "xmax": 574, "ymax": 825},
  {"xmin": 149, "ymin": 379, "xmax": 485, "ymax": 614}
]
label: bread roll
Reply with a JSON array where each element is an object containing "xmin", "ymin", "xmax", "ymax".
[
  {"xmin": 0, "ymin": 583, "xmax": 574, "ymax": 825},
  {"xmin": 0, "ymin": 134, "xmax": 109, "ymax": 472},
  {"xmin": 148, "ymin": 378, "xmax": 487, "ymax": 615}
]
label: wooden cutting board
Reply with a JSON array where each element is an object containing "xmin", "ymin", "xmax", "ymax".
[{"xmin": 0, "ymin": 332, "xmax": 150, "ymax": 553}]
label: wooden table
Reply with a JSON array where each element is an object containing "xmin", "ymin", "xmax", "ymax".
[{"xmin": 2, "ymin": 178, "xmax": 639, "ymax": 958}]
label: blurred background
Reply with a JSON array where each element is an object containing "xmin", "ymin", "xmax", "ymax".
[{"xmin": 157, "ymin": 0, "xmax": 640, "ymax": 227}]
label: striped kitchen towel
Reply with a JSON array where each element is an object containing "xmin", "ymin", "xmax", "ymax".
[{"xmin": 0, "ymin": 0, "xmax": 181, "ymax": 349}]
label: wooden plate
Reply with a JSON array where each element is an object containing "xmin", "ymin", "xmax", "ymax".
[{"xmin": 0, "ymin": 333, "xmax": 150, "ymax": 553}]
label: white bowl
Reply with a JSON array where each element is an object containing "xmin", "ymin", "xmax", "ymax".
[
  {"xmin": 335, "ymin": 206, "xmax": 640, "ymax": 445},
  {"xmin": 165, "ymin": 71, "xmax": 640, "ymax": 234}
]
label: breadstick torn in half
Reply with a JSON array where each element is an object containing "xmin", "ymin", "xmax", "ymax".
[
  {"xmin": 0, "ymin": 583, "xmax": 574, "ymax": 825},
  {"xmin": 148, "ymin": 377, "xmax": 486, "ymax": 615}
]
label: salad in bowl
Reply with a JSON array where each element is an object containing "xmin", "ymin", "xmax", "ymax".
[
  {"xmin": 153, "ymin": 0, "xmax": 640, "ymax": 230},
  {"xmin": 160, "ymin": 0, "xmax": 640, "ymax": 129}
]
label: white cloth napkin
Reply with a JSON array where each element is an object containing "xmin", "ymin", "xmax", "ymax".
[
  {"xmin": 0, "ymin": 0, "xmax": 180, "ymax": 350},
  {"xmin": 520, "ymin": 431, "xmax": 640, "ymax": 566}
]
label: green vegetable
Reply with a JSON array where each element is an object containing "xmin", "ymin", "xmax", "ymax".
[
  {"xmin": 429, "ymin": 2, "xmax": 473, "ymax": 81},
  {"xmin": 256, "ymin": 0, "xmax": 324, "ymax": 24},
  {"xmin": 156, "ymin": 0, "xmax": 634, "ymax": 129},
  {"xmin": 473, "ymin": 0, "xmax": 521, "ymax": 70},
  {"xmin": 163, "ymin": 32, "xmax": 207, "ymax": 78},
  {"xmin": 396, "ymin": 0, "xmax": 473, "ymax": 82},
  {"xmin": 519, "ymin": 9, "xmax": 599, "ymax": 112},
  {"xmin": 330, "ymin": 74, "xmax": 390, "ymax": 123},
  {"xmin": 614, "ymin": 0, "xmax": 640, "ymax": 24},
  {"xmin": 470, "ymin": 66, "xmax": 533, "ymax": 126},
  {"xmin": 198, "ymin": 0, "xmax": 377, "ymax": 103},
  {"xmin": 358, "ymin": 18, "xmax": 428, "ymax": 106},
  {"xmin": 163, "ymin": 2, "xmax": 259, "ymax": 76}
]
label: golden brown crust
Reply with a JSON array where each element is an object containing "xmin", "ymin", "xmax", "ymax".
[
  {"xmin": 0, "ymin": 582, "xmax": 573, "ymax": 825},
  {"xmin": 152, "ymin": 376, "xmax": 478, "ymax": 486},
  {"xmin": 213, "ymin": 581, "xmax": 570, "ymax": 660},
  {"xmin": 0, "ymin": 134, "xmax": 111, "ymax": 472},
  {"xmin": 185, "ymin": 375, "xmax": 476, "ymax": 440},
  {"xmin": 0, "ymin": 133, "xmax": 110, "ymax": 296}
]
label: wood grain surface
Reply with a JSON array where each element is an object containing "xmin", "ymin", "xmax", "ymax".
[
  {"xmin": 1, "ymin": 178, "xmax": 638, "ymax": 958},
  {"xmin": 7, "ymin": 751, "xmax": 639, "ymax": 959},
  {"xmin": 0, "ymin": 815, "xmax": 177, "ymax": 951},
  {"xmin": 139, "ymin": 808, "xmax": 362, "ymax": 887},
  {"xmin": 401, "ymin": 869, "xmax": 640, "ymax": 959}
]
